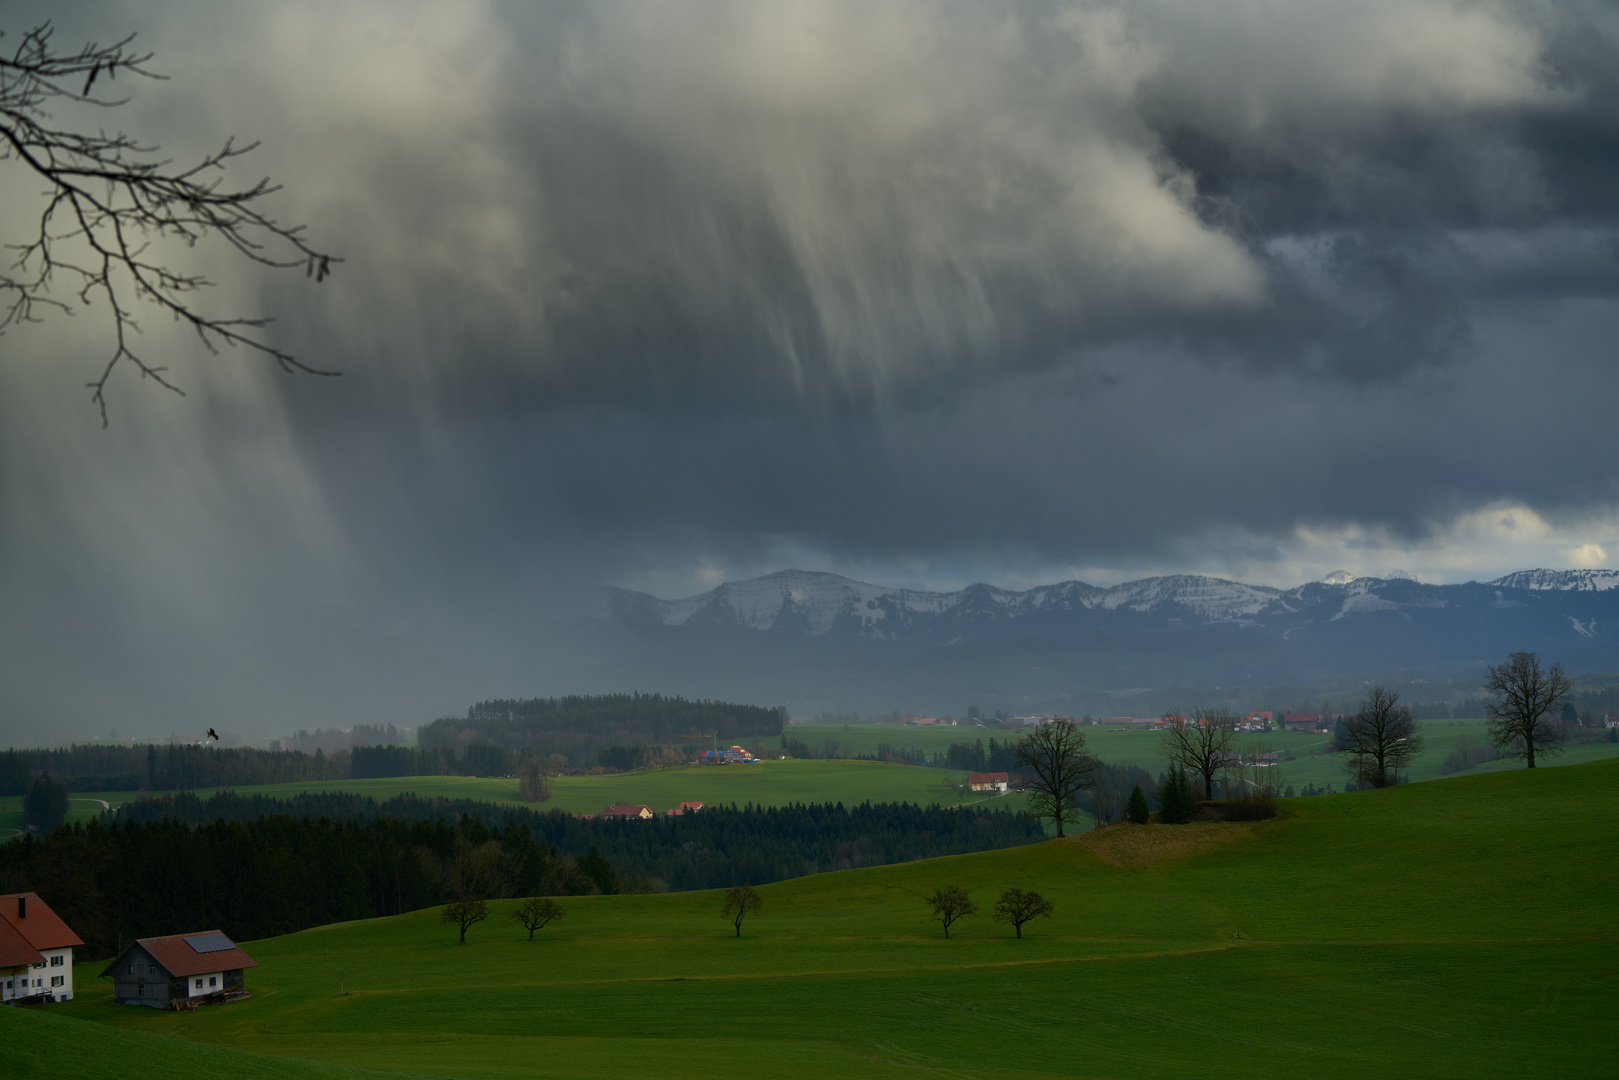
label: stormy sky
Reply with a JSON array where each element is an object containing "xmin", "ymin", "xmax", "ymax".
[{"xmin": 2, "ymin": 1, "xmax": 1617, "ymax": 738}]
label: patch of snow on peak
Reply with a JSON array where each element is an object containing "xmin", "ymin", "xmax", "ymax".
[
  {"xmin": 1489, "ymin": 568, "xmax": 1619, "ymax": 592},
  {"xmin": 1321, "ymin": 570, "xmax": 1356, "ymax": 586},
  {"xmin": 1385, "ymin": 569, "xmax": 1418, "ymax": 582},
  {"xmin": 1096, "ymin": 575, "xmax": 1280, "ymax": 620}
]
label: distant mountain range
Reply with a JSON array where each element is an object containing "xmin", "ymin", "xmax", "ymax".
[{"xmin": 563, "ymin": 568, "xmax": 1619, "ymax": 715}]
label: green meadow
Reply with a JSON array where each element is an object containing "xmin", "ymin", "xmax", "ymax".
[
  {"xmin": 6, "ymin": 722, "xmax": 1615, "ymax": 834},
  {"xmin": 7, "ymin": 757, "xmax": 1615, "ymax": 1079}
]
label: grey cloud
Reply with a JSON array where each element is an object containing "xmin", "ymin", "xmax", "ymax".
[{"xmin": 2, "ymin": 0, "xmax": 1618, "ymax": 737}]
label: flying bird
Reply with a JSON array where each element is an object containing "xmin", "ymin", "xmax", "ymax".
[{"xmin": 206, "ymin": 728, "xmax": 219, "ymax": 741}]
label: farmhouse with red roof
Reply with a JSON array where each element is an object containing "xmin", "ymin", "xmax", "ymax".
[
  {"xmin": 1, "ymin": 893, "xmax": 84, "ymax": 1003},
  {"xmin": 99, "ymin": 931, "xmax": 258, "ymax": 1009},
  {"xmin": 968, "ymin": 772, "xmax": 1010, "ymax": 793}
]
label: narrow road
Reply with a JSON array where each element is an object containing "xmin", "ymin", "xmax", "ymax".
[{"xmin": 70, "ymin": 797, "xmax": 112, "ymax": 809}]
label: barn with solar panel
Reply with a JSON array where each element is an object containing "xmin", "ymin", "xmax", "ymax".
[{"xmin": 100, "ymin": 930, "xmax": 258, "ymax": 1008}]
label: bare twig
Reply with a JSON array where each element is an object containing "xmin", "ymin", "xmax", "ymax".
[{"xmin": 0, "ymin": 21, "xmax": 340, "ymax": 424}]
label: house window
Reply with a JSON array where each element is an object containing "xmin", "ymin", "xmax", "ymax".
[
  {"xmin": 195, "ymin": 978, "xmax": 204, "ymax": 989},
  {"xmin": 51, "ymin": 976, "xmax": 64, "ymax": 987},
  {"xmin": 50, "ymin": 955, "xmax": 64, "ymax": 966},
  {"xmin": 209, "ymin": 976, "xmax": 218, "ymax": 987}
]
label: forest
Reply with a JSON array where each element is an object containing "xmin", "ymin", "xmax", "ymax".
[{"xmin": 0, "ymin": 793, "xmax": 1043, "ymax": 959}]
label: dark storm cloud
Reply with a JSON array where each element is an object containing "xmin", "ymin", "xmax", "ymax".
[{"xmin": 2, "ymin": 0, "xmax": 1618, "ymax": 735}]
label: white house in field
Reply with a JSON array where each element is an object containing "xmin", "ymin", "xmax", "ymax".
[{"xmin": 1, "ymin": 892, "xmax": 84, "ymax": 1003}]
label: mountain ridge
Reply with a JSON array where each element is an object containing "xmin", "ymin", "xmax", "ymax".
[{"xmin": 602, "ymin": 566, "xmax": 1617, "ymax": 640}]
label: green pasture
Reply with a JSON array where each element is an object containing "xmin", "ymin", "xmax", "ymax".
[
  {"xmin": 12, "ymin": 757, "xmax": 1616, "ymax": 1079},
  {"xmin": 5, "ymin": 722, "xmax": 1614, "ymax": 835},
  {"xmin": 793, "ymin": 719, "xmax": 1619, "ymax": 793}
]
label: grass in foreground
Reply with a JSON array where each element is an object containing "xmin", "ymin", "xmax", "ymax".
[{"xmin": 25, "ymin": 758, "xmax": 1618, "ymax": 1079}]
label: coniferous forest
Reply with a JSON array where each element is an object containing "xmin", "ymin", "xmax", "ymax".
[{"xmin": 0, "ymin": 792, "xmax": 1043, "ymax": 959}]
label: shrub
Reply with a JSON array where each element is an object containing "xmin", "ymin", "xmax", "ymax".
[
  {"xmin": 1159, "ymin": 766, "xmax": 1196, "ymax": 824},
  {"xmin": 1125, "ymin": 784, "xmax": 1150, "ymax": 825}
]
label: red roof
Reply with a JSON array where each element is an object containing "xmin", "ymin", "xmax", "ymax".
[
  {"xmin": 601, "ymin": 804, "xmax": 653, "ymax": 818},
  {"xmin": 100, "ymin": 931, "xmax": 258, "ymax": 979},
  {"xmin": 0, "ymin": 893, "xmax": 84, "ymax": 951},
  {"xmin": 968, "ymin": 772, "xmax": 1009, "ymax": 784},
  {"xmin": 0, "ymin": 916, "xmax": 44, "ymax": 968}
]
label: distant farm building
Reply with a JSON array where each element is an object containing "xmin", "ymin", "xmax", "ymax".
[
  {"xmin": 1008, "ymin": 715, "xmax": 1055, "ymax": 727},
  {"xmin": 665, "ymin": 801, "xmax": 704, "ymax": 816},
  {"xmin": 1605, "ymin": 714, "xmax": 1619, "ymax": 729},
  {"xmin": 600, "ymin": 804, "xmax": 655, "ymax": 819},
  {"xmin": 100, "ymin": 931, "xmax": 257, "ymax": 1009},
  {"xmin": 969, "ymin": 772, "xmax": 1010, "ymax": 793},
  {"xmin": 702, "ymin": 745, "xmax": 757, "ymax": 764},
  {"xmin": 1283, "ymin": 713, "xmax": 1327, "ymax": 733},
  {"xmin": 1, "ymin": 893, "xmax": 83, "ymax": 1004}
]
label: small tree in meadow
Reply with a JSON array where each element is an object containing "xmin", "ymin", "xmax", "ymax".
[
  {"xmin": 722, "ymin": 885, "xmax": 763, "ymax": 938},
  {"xmin": 441, "ymin": 898, "xmax": 489, "ymax": 944},
  {"xmin": 925, "ymin": 886, "xmax": 977, "ymax": 939},
  {"xmin": 510, "ymin": 897, "xmax": 565, "ymax": 940},
  {"xmin": 1159, "ymin": 766, "xmax": 1196, "ymax": 824},
  {"xmin": 993, "ymin": 888, "xmax": 1054, "ymax": 938},
  {"xmin": 1126, "ymin": 784, "xmax": 1150, "ymax": 824}
]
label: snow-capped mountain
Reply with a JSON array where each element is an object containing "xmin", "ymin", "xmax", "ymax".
[
  {"xmin": 572, "ymin": 567, "xmax": 1619, "ymax": 715},
  {"xmin": 606, "ymin": 569, "xmax": 1285, "ymax": 641},
  {"xmin": 604, "ymin": 566, "xmax": 1619, "ymax": 650}
]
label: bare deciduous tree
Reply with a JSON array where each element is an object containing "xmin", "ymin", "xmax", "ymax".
[
  {"xmin": 1334, "ymin": 687, "xmax": 1423, "ymax": 788},
  {"xmin": 1160, "ymin": 707, "xmax": 1236, "ymax": 801},
  {"xmin": 1484, "ymin": 652, "xmax": 1572, "ymax": 768},
  {"xmin": 925, "ymin": 885, "xmax": 976, "ymax": 939},
  {"xmin": 992, "ymin": 888, "xmax": 1053, "ymax": 939},
  {"xmin": 1013, "ymin": 720, "xmax": 1099, "ymax": 838},
  {"xmin": 0, "ymin": 22, "xmax": 339, "ymax": 423},
  {"xmin": 440, "ymin": 898, "xmax": 488, "ymax": 945},
  {"xmin": 509, "ymin": 896, "xmax": 565, "ymax": 941},
  {"xmin": 721, "ymin": 884, "xmax": 762, "ymax": 938}
]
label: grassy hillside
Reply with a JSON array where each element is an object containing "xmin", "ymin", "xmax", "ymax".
[{"xmin": 22, "ymin": 758, "xmax": 1617, "ymax": 1079}]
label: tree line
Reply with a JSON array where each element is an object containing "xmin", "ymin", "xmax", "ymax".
[
  {"xmin": 0, "ymin": 742, "xmax": 349, "ymax": 797},
  {"xmin": 0, "ymin": 794, "xmax": 1043, "ymax": 958}
]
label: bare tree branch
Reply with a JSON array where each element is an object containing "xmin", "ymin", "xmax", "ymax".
[{"xmin": 0, "ymin": 21, "xmax": 340, "ymax": 424}]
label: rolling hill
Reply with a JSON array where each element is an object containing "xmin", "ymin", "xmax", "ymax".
[{"xmin": 10, "ymin": 757, "xmax": 1615, "ymax": 1079}]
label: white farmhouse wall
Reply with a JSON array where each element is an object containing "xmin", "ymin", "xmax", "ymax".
[
  {"xmin": 3, "ymin": 951, "xmax": 72, "ymax": 1001},
  {"xmin": 43, "ymin": 947, "xmax": 74, "ymax": 1000},
  {"xmin": 187, "ymin": 969, "xmax": 227, "ymax": 997}
]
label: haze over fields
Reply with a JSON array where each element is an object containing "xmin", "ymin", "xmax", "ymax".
[{"xmin": 3, "ymin": 2, "xmax": 1619, "ymax": 740}]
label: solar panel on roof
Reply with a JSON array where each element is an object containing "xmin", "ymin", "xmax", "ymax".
[{"xmin": 182, "ymin": 932, "xmax": 236, "ymax": 953}]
